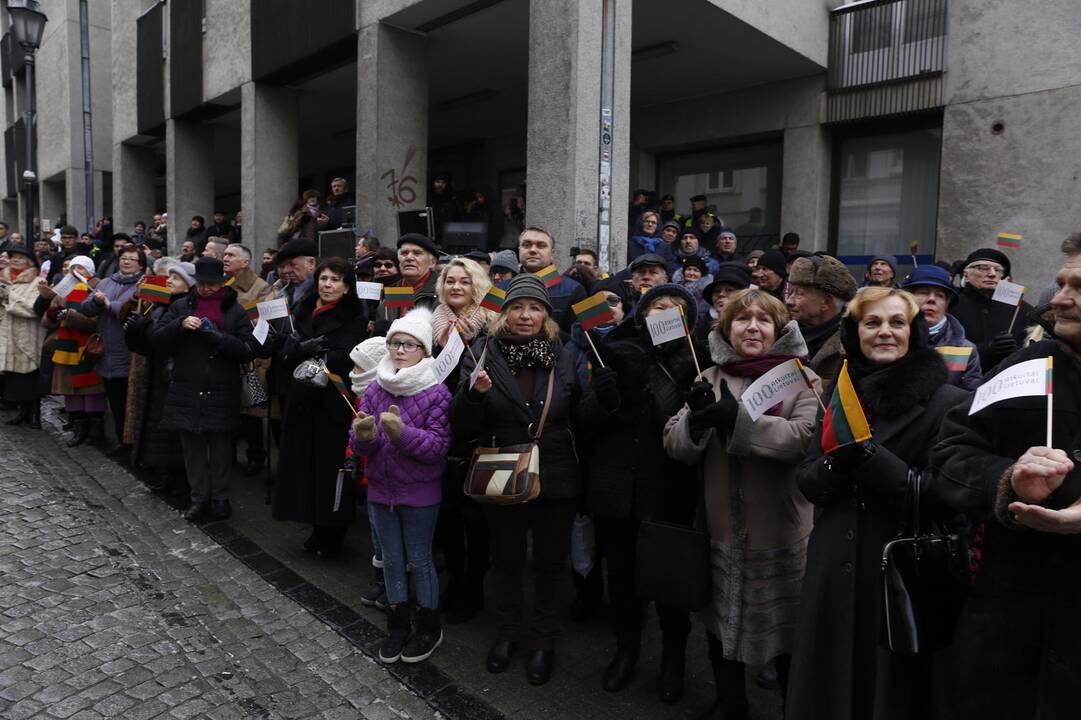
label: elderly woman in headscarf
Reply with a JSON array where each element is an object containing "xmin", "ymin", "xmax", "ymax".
[{"xmin": 0, "ymin": 245, "xmax": 49, "ymax": 428}]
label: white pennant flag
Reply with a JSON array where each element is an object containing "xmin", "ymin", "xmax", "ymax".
[
  {"xmin": 991, "ymin": 279, "xmax": 1026, "ymax": 306},
  {"xmin": 432, "ymin": 327, "xmax": 466, "ymax": 384},
  {"xmin": 645, "ymin": 307, "xmax": 686, "ymax": 346},
  {"xmin": 969, "ymin": 357, "xmax": 1050, "ymax": 415},
  {"xmin": 739, "ymin": 359, "xmax": 810, "ymax": 421}
]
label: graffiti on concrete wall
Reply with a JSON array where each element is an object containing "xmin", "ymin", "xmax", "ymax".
[{"xmin": 381, "ymin": 146, "xmax": 418, "ymax": 208}]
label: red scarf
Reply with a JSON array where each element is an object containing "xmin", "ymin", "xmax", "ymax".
[
  {"xmin": 409, "ymin": 271, "xmax": 431, "ymax": 291},
  {"xmin": 193, "ymin": 288, "xmax": 227, "ymax": 330},
  {"xmin": 313, "ymin": 299, "xmax": 339, "ymax": 317}
]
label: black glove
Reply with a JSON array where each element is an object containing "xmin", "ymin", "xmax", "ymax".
[
  {"xmin": 990, "ymin": 331, "xmax": 1018, "ymax": 358},
  {"xmin": 122, "ymin": 314, "xmax": 150, "ymax": 332},
  {"xmin": 824, "ymin": 440, "xmax": 877, "ymax": 474},
  {"xmin": 686, "ymin": 380, "xmax": 716, "ymax": 412},
  {"xmin": 591, "ymin": 366, "xmax": 621, "ymax": 411},
  {"xmin": 200, "ymin": 321, "xmax": 223, "ymax": 344},
  {"xmin": 295, "ymin": 335, "xmax": 328, "ymax": 359},
  {"xmin": 688, "ymin": 380, "xmax": 739, "ymax": 437}
]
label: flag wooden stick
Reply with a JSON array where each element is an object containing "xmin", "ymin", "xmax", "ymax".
[
  {"xmin": 583, "ymin": 330, "xmax": 606, "ymax": 369},
  {"xmin": 1046, "ymin": 357, "xmax": 1054, "ymax": 447},
  {"xmin": 136, "ymin": 297, "xmax": 142, "ymax": 314},
  {"xmin": 1007, "ymin": 294, "xmax": 1026, "ymax": 334},
  {"xmin": 677, "ymin": 305, "xmax": 702, "ymax": 378},
  {"xmin": 322, "ymin": 362, "xmax": 359, "ymax": 418},
  {"xmin": 796, "ymin": 359, "xmax": 828, "ymax": 415}
]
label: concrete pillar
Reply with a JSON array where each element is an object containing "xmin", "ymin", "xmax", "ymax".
[
  {"xmin": 39, "ymin": 178, "xmax": 66, "ymax": 231},
  {"xmin": 525, "ymin": 0, "xmax": 632, "ymax": 272},
  {"xmin": 781, "ymin": 125, "xmax": 832, "ymax": 252},
  {"xmin": 356, "ymin": 23, "xmax": 428, "ymax": 243},
  {"xmin": 166, "ymin": 119, "xmax": 214, "ymax": 252},
  {"xmin": 240, "ymin": 82, "xmax": 298, "ymax": 254},
  {"xmin": 113, "ymin": 143, "xmax": 158, "ymax": 233}
]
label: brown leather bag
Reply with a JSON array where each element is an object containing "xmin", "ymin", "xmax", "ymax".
[
  {"xmin": 83, "ymin": 333, "xmax": 104, "ymax": 363},
  {"xmin": 463, "ymin": 369, "xmax": 554, "ymax": 505}
]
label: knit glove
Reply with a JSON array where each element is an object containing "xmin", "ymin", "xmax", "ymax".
[
  {"xmin": 296, "ymin": 335, "xmax": 328, "ymax": 359},
  {"xmin": 990, "ymin": 331, "xmax": 1018, "ymax": 358},
  {"xmin": 353, "ymin": 412, "xmax": 376, "ymax": 442},
  {"xmin": 688, "ymin": 380, "xmax": 739, "ymax": 437},
  {"xmin": 591, "ymin": 367, "xmax": 621, "ymax": 411},
  {"xmin": 686, "ymin": 380, "xmax": 716, "ymax": 412},
  {"xmin": 380, "ymin": 405, "xmax": 404, "ymax": 442}
]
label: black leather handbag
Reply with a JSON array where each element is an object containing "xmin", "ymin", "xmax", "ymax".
[
  {"xmin": 880, "ymin": 469, "xmax": 969, "ymax": 656},
  {"xmin": 635, "ymin": 479, "xmax": 711, "ymax": 613}
]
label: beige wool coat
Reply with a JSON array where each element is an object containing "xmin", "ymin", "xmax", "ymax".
[
  {"xmin": 664, "ymin": 321, "xmax": 820, "ymax": 665},
  {"xmin": 0, "ymin": 267, "xmax": 48, "ymax": 374}
]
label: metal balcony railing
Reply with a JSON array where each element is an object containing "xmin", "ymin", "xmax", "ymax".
[{"xmin": 828, "ymin": 0, "xmax": 947, "ymax": 91}]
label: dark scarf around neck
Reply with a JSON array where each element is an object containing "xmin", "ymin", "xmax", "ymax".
[
  {"xmin": 801, "ymin": 313, "xmax": 841, "ymax": 359},
  {"xmin": 498, "ymin": 336, "xmax": 556, "ymax": 373}
]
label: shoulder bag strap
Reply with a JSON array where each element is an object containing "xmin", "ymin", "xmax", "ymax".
[{"xmin": 531, "ymin": 368, "xmax": 556, "ymax": 442}]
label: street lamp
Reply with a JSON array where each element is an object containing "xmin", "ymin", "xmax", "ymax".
[{"xmin": 7, "ymin": 0, "xmax": 46, "ymax": 245}]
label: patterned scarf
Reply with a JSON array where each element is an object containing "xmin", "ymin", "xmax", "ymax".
[
  {"xmin": 498, "ymin": 337, "xmax": 556, "ymax": 373},
  {"xmin": 51, "ymin": 283, "xmax": 101, "ymax": 389},
  {"xmin": 432, "ymin": 303, "xmax": 490, "ymax": 346}
]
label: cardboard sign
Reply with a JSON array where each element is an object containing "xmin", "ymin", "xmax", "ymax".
[
  {"xmin": 432, "ymin": 327, "xmax": 465, "ymax": 384},
  {"xmin": 645, "ymin": 307, "xmax": 686, "ymax": 346},
  {"xmin": 969, "ymin": 357, "xmax": 1049, "ymax": 415},
  {"xmin": 257, "ymin": 297, "xmax": 290, "ymax": 321},
  {"xmin": 253, "ymin": 319, "xmax": 270, "ymax": 345},
  {"xmin": 991, "ymin": 279, "xmax": 1025, "ymax": 307},
  {"xmin": 355, "ymin": 282, "xmax": 383, "ymax": 301},
  {"xmin": 740, "ymin": 359, "xmax": 808, "ymax": 421}
]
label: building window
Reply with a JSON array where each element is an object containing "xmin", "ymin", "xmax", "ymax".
[
  {"xmin": 834, "ymin": 127, "xmax": 942, "ymax": 259},
  {"xmin": 656, "ymin": 142, "xmax": 782, "ymax": 251},
  {"xmin": 903, "ymin": 0, "xmax": 947, "ymax": 44},
  {"xmin": 851, "ymin": 4, "xmax": 894, "ymax": 54}
]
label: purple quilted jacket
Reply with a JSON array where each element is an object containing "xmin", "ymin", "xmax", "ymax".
[{"xmin": 350, "ymin": 381, "xmax": 452, "ymax": 508}]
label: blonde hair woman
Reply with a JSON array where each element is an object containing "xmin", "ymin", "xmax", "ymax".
[{"xmin": 433, "ymin": 257, "xmax": 494, "ymax": 348}]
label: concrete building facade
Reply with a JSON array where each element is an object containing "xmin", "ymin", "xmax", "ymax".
[{"xmin": 4, "ymin": 0, "xmax": 1078, "ymax": 288}]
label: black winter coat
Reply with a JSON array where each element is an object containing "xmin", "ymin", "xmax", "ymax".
[
  {"xmin": 952, "ymin": 283, "xmax": 1033, "ymax": 373},
  {"xmin": 272, "ymin": 294, "xmax": 368, "ymax": 526},
  {"xmin": 931, "ymin": 338, "xmax": 1081, "ymax": 719},
  {"xmin": 577, "ymin": 326, "xmax": 699, "ymax": 521},
  {"xmin": 451, "ymin": 336, "xmax": 582, "ymax": 501},
  {"xmin": 124, "ymin": 300, "xmax": 184, "ymax": 471},
  {"xmin": 787, "ymin": 319, "xmax": 968, "ymax": 720},
  {"xmin": 149, "ymin": 288, "xmax": 255, "ymax": 433}
]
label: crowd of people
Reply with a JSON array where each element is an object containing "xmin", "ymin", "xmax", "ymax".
[{"xmin": 0, "ymin": 185, "xmax": 1076, "ymax": 720}]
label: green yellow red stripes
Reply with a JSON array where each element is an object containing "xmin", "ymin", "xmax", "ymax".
[
  {"xmin": 571, "ymin": 292, "xmax": 614, "ymax": 331},
  {"xmin": 821, "ymin": 360, "xmax": 872, "ymax": 454}
]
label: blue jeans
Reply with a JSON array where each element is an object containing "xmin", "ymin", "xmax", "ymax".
[
  {"xmin": 369, "ymin": 503, "xmax": 440, "ymax": 609},
  {"xmin": 367, "ymin": 503, "xmax": 383, "ymax": 565}
]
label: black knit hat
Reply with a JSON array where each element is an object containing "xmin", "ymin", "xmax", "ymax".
[
  {"xmin": 635, "ymin": 283, "xmax": 698, "ymax": 332},
  {"xmin": 702, "ymin": 262, "xmax": 752, "ymax": 302},
  {"xmin": 680, "ymin": 255, "xmax": 708, "ymax": 276},
  {"xmin": 963, "ymin": 248, "xmax": 1011, "ymax": 278},
  {"xmin": 503, "ymin": 273, "xmax": 552, "ymax": 313},
  {"xmin": 757, "ymin": 249, "xmax": 788, "ymax": 279},
  {"xmin": 397, "ymin": 233, "xmax": 439, "ymax": 258}
]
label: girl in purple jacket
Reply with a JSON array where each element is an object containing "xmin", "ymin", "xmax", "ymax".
[{"xmin": 351, "ymin": 308, "xmax": 451, "ymax": 665}]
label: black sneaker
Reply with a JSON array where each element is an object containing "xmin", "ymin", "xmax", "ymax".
[
  {"xmin": 209, "ymin": 499, "xmax": 232, "ymax": 520},
  {"xmin": 360, "ymin": 580, "xmax": 386, "ymax": 607},
  {"xmin": 379, "ymin": 605, "xmax": 412, "ymax": 664},
  {"xmin": 400, "ymin": 608, "xmax": 443, "ymax": 663}
]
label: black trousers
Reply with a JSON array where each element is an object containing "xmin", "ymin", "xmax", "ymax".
[
  {"xmin": 239, "ymin": 415, "xmax": 266, "ymax": 464},
  {"xmin": 180, "ymin": 431, "xmax": 233, "ymax": 503},
  {"xmin": 103, "ymin": 377, "xmax": 128, "ymax": 442},
  {"xmin": 484, "ymin": 499, "xmax": 577, "ymax": 650},
  {"xmin": 435, "ymin": 490, "xmax": 490, "ymax": 600}
]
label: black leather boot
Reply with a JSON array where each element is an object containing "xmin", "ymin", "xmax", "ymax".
[
  {"xmin": 66, "ymin": 419, "xmax": 89, "ymax": 447},
  {"xmin": 658, "ymin": 633, "xmax": 689, "ymax": 704},
  {"xmin": 5, "ymin": 404, "xmax": 28, "ymax": 426},
  {"xmin": 27, "ymin": 400, "xmax": 40, "ymax": 430},
  {"xmin": 602, "ymin": 629, "xmax": 640, "ymax": 692},
  {"xmin": 526, "ymin": 648, "xmax": 554, "ymax": 686}
]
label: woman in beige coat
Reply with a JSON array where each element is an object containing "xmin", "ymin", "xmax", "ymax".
[
  {"xmin": 663, "ymin": 288, "xmax": 820, "ymax": 719},
  {"xmin": 0, "ymin": 246, "xmax": 49, "ymax": 427}
]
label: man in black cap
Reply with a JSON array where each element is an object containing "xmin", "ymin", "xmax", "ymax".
[
  {"xmin": 150, "ymin": 256, "xmax": 256, "ymax": 522},
  {"xmin": 629, "ymin": 253, "xmax": 669, "ymax": 296},
  {"xmin": 373, "ymin": 233, "xmax": 441, "ymax": 335},
  {"xmin": 786, "ymin": 254, "xmax": 858, "ymax": 384},
  {"xmin": 683, "ymin": 195, "xmax": 709, "ymax": 229},
  {"xmin": 658, "ymin": 194, "xmax": 684, "ymax": 226},
  {"xmin": 753, "ymin": 249, "xmax": 788, "ymax": 302},
  {"xmin": 273, "ymin": 238, "xmax": 319, "ymax": 307},
  {"xmin": 952, "ymin": 247, "xmax": 1032, "ymax": 373}
]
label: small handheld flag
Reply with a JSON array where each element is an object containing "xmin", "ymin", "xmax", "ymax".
[
  {"xmin": 821, "ymin": 360, "xmax": 873, "ymax": 455},
  {"xmin": 64, "ymin": 282, "xmax": 91, "ymax": 311},
  {"xmin": 572, "ymin": 292, "xmax": 615, "ymax": 331},
  {"xmin": 384, "ymin": 286, "xmax": 415, "ymax": 309},
  {"xmin": 997, "ymin": 232, "xmax": 1023, "ymax": 249},
  {"xmin": 324, "ymin": 365, "xmax": 359, "ymax": 418},
  {"xmin": 969, "ymin": 356, "xmax": 1050, "ymax": 416},
  {"xmin": 138, "ymin": 275, "xmax": 171, "ymax": 304},
  {"xmin": 534, "ymin": 264, "xmax": 560, "ymax": 289},
  {"xmin": 936, "ymin": 346, "xmax": 973, "ymax": 373},
  {"xmin": 480, "ymin": 286, "xmax": 506, "ymax": 313},
  {"xmin": 242, "ymin": 300, "xmax": 260, "ymax": 323}
]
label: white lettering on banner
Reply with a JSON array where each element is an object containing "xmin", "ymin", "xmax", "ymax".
[
  {"xmin": 739, "ymin": 359, "xmax": 807, "ymax": 421},
  {"xmin": 969, "ymin": 357, "xmax": 1047, "ymax": 415},
  {"xmin": 432, "ymin": 328, "xmax": 465, "ymax": 384},
  {"xmin": 645, "ymin": 307, "xmax": 686, "ymax": 346},
  {"xmin": 253, "ymin": 319, "xmax": 270, "ymax": 345},
  {"xmin": 355, "ymin": 282, "xmax": 383, "ymax": 301},
  {"xmin": 257, "ymin": 297, "xmax": 290, "ymax": 321},
  {"xmin": 991, "ymin": 279, "xmax": 1026, "ymax": 306}
]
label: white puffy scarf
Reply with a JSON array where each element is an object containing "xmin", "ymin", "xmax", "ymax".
[{"xmin": 374, "ymin": 355, "xmax": 440, "ymax": 397}]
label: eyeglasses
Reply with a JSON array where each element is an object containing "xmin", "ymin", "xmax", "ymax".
[
  {"xmin": 642, "ymin": 219, "xmax": 658, "ymax": 226},
  {"xmin": 373, "ymin": 262, "xmax": 396, "ymax": 269},
  {"xmin": 967, "ymin": 263, "xmax": 1005, "ymax": 275},
  {"xmin": 388, "ymin": 340, "xmax": 422, "ymax": 352}
]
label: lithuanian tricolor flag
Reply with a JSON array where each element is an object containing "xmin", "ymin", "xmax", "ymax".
[
  {"xmin": 534, "ymin": 264, "xmax": 560, "ymax": 289},
  {"xmin": 821, "ymin": 360, "xmax": 872, "ymax": 454},
  {"xmin": 138, "ymin": 275, "xmax": 171, "ymax": 304},
  {"xmin": 480, "ymin": 286, "xmax": 506, "ymax": 313},
  {"xmin": 242, "ymin": 300, "xmax": 260, "ymax": 322},
  {"xmin": 326, "ymin": 368, "xmax": 352, "ymax": 400},
  {"xmin": 384, "ymin": 286, "xmax": 415, "ymax": 309},
  {"xmin": 996, "ymin": 232, "xmax": 1023, "ymax": 249},
  {"xmin": 572, "ymin": 291, "xmax": 615, "ymax": 331},
  {"xmin": 936, "ymin": 346, "xmax": 972, "ymax": 373}
]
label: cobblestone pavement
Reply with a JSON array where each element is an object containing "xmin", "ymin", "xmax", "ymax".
[{"xmin": 0, "ymin": 424, "xmax": 439, "ymax": 720}]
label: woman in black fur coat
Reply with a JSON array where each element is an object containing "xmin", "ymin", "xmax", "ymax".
[{"xmin": 786, "ymin": 287, "xmax": 969, "ymax": 720}]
